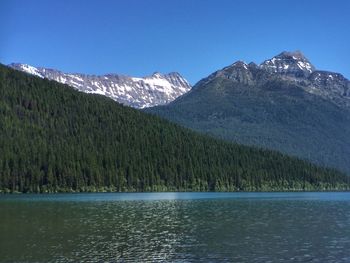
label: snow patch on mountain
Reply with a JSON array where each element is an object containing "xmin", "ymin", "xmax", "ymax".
[
  {"xmin": 18, "ymin": 64, "xmax": 44, "ymax": 78},
  {"xmin": 201, "ymin": 51, "xmax": 350, "ymax": 108},
  {"xmin": 260, "ymin": 51, "xmax": 315, "ymax": 76},
  {"xmin": 9, "ymin": 63, "xmax": 191, "ymax": 109}
]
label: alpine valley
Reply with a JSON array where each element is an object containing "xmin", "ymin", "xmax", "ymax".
[{"xmin": 147, "ymin": 51, "xmax": 350, "ymax": 174}]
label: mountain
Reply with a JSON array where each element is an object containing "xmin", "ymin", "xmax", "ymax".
[
  {"xmin": 260, "ymin": 51, "xmax": 315, "ymax": 76},
  {"xmin": 9, "ymin": 63, "xmax": 191, "ymax": 108},
  {"xmin": 147, "ymin": 51, "xmax": 350, "ymax": 174},
  {"xmin": 1, "ymin": 63, "xmax": 348, "ymax": 193},
  {"xmin": 260, "ymin": 51, "xmax": 350, "ymax": 108}
]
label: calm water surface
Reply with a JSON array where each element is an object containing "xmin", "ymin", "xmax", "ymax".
[{"xmin": 1, "ymin": 192, "xmax": 350, "ymax": 262}]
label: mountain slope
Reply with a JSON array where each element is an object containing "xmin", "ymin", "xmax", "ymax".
[
  {"xmin": 147, "ymin": 51, "xmax": 350, "ymax": 174},
  {"xmin": 9, "ymin": 63, "xmax": 191, "ymax": 108},
  {"xmin": 0, "ymin": 64, "xmax": 348, "ymax": 193}
]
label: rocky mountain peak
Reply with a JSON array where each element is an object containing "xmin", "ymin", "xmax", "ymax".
[
  {"xmin": 260, "ymin": 50, "xmax": 315, "ymax": 77},
  {"xmin": 194, "ymin": 51, "xmax": 349, "ymax": 108},
  {"xmin": 278, "ymin": 50, "xmax": 306, "ymax": 60},
  {"xmin": 165, "ymin": 72, "xmax": 182, "ymax": 78},
  {"xmin": 151, "ymin": 72, "xmax": 163, "ymax": 78},
  {"xmin": 207, "ymin": 60, "xmax": 254, "ymax": 85},
  {"xmin": 232, "ymin": 61, "xmax": 249, "ymax": 68}
]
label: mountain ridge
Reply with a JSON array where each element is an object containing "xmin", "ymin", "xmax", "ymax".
[
  {"xmin": 9, "ymin": 63, "xmax": 191, "ymax": 109},
  {"xmin": 190, "ymin": 51, "xmax": 349, "ymax": 108}
]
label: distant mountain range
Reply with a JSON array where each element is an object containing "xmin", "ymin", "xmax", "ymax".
[
  {"xmin": 9, "ymin": 63, "xmax": 191, "ymax": 108},
  {"xmin": 147, "ymin": 51, "xmax": 350, "ymax": 174}
]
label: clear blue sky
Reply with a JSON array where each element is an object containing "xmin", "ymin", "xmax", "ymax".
[{"xmin": 1, "ymin": 0, "xmax": 349, "ymax": 84}]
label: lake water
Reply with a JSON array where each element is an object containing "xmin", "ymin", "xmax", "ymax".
[{"xmin": 1, "ymin": 192, "xmax": 350, "ymax": 262}]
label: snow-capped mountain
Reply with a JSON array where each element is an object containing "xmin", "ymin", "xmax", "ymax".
[
  {"xmin": 9, "ymin": 63, "xmax": 191, "ymax": 108},
  {"xmin": 147, "ymin": 50, "xmax": 350, "ymax": 174},
  {"xmin": 259, "ymin": 51, "xmax": 350, "ymax": 107},
  {"xmin": 196, "ymin": 51, "xmax": 349, "ymax": 108},
  {"xmin": 260, "ymin": 51, "xmax": 315, "ymax": 77}
]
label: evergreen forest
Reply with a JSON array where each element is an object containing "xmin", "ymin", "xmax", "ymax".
[{"xmin": 0, "ymin": 64, "xmax": 348, "ymax": 193}]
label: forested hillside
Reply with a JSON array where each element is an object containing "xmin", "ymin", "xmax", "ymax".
[
  {"xmin": 147, "ymin": 57, "xmax": 350, "ymax": 174},
  {"xmin": 0, "ymin": 64, "xmax": 348, "ymax": 193}
]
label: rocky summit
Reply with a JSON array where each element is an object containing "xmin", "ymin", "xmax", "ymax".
[
  {"xmin": 196, "ymin": 51, "xmax": 349, "ymax": 108},
  {"xmin": 260, "ymin": 51, "xmax": 349, "ymax": 107},
  {"xmin": 260, "ymin": 51, "xmax": 315, "ymax": 77}
]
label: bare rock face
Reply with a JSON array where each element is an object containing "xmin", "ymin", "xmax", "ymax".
[
  {"xmin": 306, "ymin": 71, "xmax": 350, "ymax": 108},
  {"xmin": 9, "ymin": 64, "xmax": 191, "ymax": 109}
]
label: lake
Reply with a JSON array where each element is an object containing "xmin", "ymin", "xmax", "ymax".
[{"xmin": 1, "ymin": 192, "xmax": 350, "ymax": 262}]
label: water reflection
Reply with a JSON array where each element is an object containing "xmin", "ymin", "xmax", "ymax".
[{"xmin": 1, "ymin": 193, "xmax": 350, "ymax": 262}]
